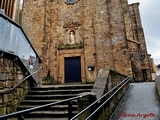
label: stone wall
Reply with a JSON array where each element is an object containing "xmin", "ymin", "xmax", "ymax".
[
  {"xmin": 77, "ymin": 69, "xmax": 130, "ymax": 119},
  {"xmin": 0, "ymin": 57, "xmax": 31, "ymax": 115},
  {"xmin": 127, "ymin": 3, "xmax": 152, "ymax": 81}
]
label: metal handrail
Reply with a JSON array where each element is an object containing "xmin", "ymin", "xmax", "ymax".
[
  {"xmin": 86, "ymin": 77, "xmax": 130, "ymax": 120},
  {"xmin": 0, "ymin": 93, "xmax": 91, "ymax": 120},
  {"xmin": 71, "ymin": 76, "xmax": 130, "ymax": 120},
  {"xmin": 0, "ymin": 67, "xmax": 42, "ymax": 94}
]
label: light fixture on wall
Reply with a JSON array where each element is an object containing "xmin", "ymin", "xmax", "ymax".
[
  {"xmin": 88, "ymin": 66, "xmax": 94, "ymax": 71},
  {"xmin": 88, "ymin": 65, "xmax": 95, "ymax": 71}
]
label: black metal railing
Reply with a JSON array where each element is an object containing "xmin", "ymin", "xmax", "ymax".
[
  {"xmin": 0, "ymin": 93, "xmax": 91, "ymax": 120},
  {"xmin": 71, "ymin": 76, "xmax": 130, "ymax": 120},
  {"xmin": 0, "ymin": 67, "xmax": 42, "ymax": 94}
]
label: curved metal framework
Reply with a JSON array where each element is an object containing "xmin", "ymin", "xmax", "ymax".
[{"xmin": 0, "ymin": 12, "xmax": 42, "ymax": 83}]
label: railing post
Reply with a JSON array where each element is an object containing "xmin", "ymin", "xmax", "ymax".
[
  {"xmin": 18, "ymin": 115, "xmax": 24, "ymax": 120},
  {"xmin": 77, "ymin": 92, "xmax": 97, "ymax": 120},
  {"xmin": 68, "ymin": 101, "xmax": 73, "ymax": 120}
]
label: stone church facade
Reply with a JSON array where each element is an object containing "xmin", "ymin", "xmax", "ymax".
[{"xmin": 22, "ymin": 0, "xmax": 152, "ymax": 83}]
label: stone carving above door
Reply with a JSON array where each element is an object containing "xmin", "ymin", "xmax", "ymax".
[
  {"xmin": 63, "ymin": 21, "xmax": 80, "ymax": 29},
  {"xmin": 63, "ymin": 21, "xmax": 81, "ymax": 44},
  {"xmin": 58, "ymin": 21, "xmax": 83, "ymax": 50}
]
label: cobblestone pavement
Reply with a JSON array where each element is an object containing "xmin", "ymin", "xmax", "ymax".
[{"xmin": 109, "ymin": 82, "xmax": 160, "ymax": 120}]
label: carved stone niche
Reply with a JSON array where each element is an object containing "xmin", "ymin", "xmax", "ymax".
[
  {"xmin": 64, "ymin": 21, "xmax": 81, "ymax": 44},
  {"xmin": 58, "ymin": 21, "xmax": 83, "ymax": 50}
]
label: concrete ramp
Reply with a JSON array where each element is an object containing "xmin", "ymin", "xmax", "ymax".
[{"xmin": 110, "ymin": 82, "xmax": 160, "ymax": 120}]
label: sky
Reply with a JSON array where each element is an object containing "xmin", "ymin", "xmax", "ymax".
[
  {"xmin": 128, "ymin": 0, "xmax": 160, "ymax": 65},
  {"xmin": 20, "ymin": 0, "xmax": 160, "ymax": 64}
]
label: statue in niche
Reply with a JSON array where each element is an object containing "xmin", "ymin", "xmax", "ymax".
[{"xmin": 69, "ymin": 30, "xmax": 75, "ymax": 44}]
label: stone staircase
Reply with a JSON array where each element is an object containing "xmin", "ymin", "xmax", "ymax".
[{"xmin": 16, "ymin": 84, "xmax": 93, "ymax": 120}]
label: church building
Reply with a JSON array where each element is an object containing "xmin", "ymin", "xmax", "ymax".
[{"xmin": 22, "ymin": 0, "xmax": 153, "ymax": 83}]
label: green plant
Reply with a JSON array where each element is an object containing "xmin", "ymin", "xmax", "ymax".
[
  {"xmin": 43, "ymin": 70, "xmax": 56, "ymax": 84},
  {"xmin": 58, "ymin": 42, "xmax": 84, "ymax": 49}
]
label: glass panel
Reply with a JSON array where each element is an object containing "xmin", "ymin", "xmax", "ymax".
[
  {"xmin": 14, "ymin": 27, "xmax": 21, "ymax": 55},
  {"xmin": 4, "ymin": 23, "xmax": 18, "ymax": 53},
  {"xmin": 0, "ymin": 17, "xmax": 6, "ymax": 50},
  {"xmin": 4, "ymin": 21, "xmax": 13, "ymax": 52},
  {"xmin": 18, "ymin": 31, "xmax": 31, "ymax": 60},
  {"xmin": 0, "ymin": 15, "xmax": 40, "ymax": 82}
]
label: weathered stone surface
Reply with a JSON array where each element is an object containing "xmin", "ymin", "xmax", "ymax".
[
  {"xmin": 12, "ymin": 99, "xmax": 19, "ymax": 106},
  {"xmin": 5, "ymin": 66, "xmax": 11, "ymax": 73},
  {"xmin": 0, "ymin": 81, "xmax": 5, "ymax": 89},
  {"xmin": 5, "ymin": 81, "xmax": 13, "ymax": 88},
  {"xmin": 3, "ymin": 58, "xmax": 9, "ymax": 66},
  {"xmin": 8, "ymin": 74, "xmax": 14, "ymax": 80},
  {"xmin": 0, "ymin": 96, "xmax": 2, "ymax": 104},
  {"xmin": 0, "ymin": 107, "xmax": 6, "ymax": 115},
  {"xmin": 78, "ymin": 92, "xmax": 96, "ymax": 119},
  {"xmin": 0, "ymin": 74, "xmax": 8, "ymax": 81},
  {"xmin": 3, "ymin": 93, "xmax": 13, "ymax": 103},
  {"xmin": 17, "ymin": 74, "xmax": 24, "ymax": 80},
  {"xmin": 11, "ymin": 67, "xmax": 16, "ymax": 74},
  {"xmin": 17, "ymin": 70, "xmax": 23, "ymax": 74},
  {"xmin": 0, "ymin": 57, "xmax": 30, "ymax": 115}
]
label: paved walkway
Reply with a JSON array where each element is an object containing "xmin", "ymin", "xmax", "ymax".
[{"xmin": 110, "ymin": 82, "xmax": 160, "ymax": 120}]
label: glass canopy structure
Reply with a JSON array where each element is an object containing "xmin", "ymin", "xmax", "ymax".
[{"xmin": 0, "ymin": 12, "xmax": 41, "ymax": 82}]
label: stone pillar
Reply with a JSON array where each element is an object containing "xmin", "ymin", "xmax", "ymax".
[
  {"xmin": 107, "ymin": 0, "xmax": 132, "ymax": 76},
  {"xmin": 94, "ymin": 0, "xmax": 114, "ymax": 72},
  {"xmin": 77, "ymin": 92, "xmax": 96, "ymax": 120},
  {"xmin": 129, "ymin": 3, "xmax": 152, "ymax": 81},
  {"xmin": 22, "ymin": 0, "xmax": 48, "ymax": 78},
  {"xmin": 123, "ymin": 2, "xmax": 143, "ymax": 81}
]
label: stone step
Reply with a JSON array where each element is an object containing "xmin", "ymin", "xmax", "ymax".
[
  {"xmin": 15, "ymin": 111, "xmax": 77, "ymax": 118},
  {"xmin": 17, "ymin": 105, "xmax": 77, "ymax": 111},
  {"xmin": 28, "ymin": 89, "xmax": 92, "ymax": 95},
  {"xmin": 15, "ymin": 83, "xmax": 94, "ymax": 119},
  {"xmin": 31, "ymin": 84, "xmax": 93, "ymax": 91},
  {"xmin": 20, "ymin": 99, "xmax": 77, "ymax": 105},
  {"xmin": 24, "ymin": 94, "xmax": 77, "ymax": 100}
]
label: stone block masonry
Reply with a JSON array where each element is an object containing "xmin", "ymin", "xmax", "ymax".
[{"xmin": 0, "ymin": 57, "xmax": 31, "ymax": 115}]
